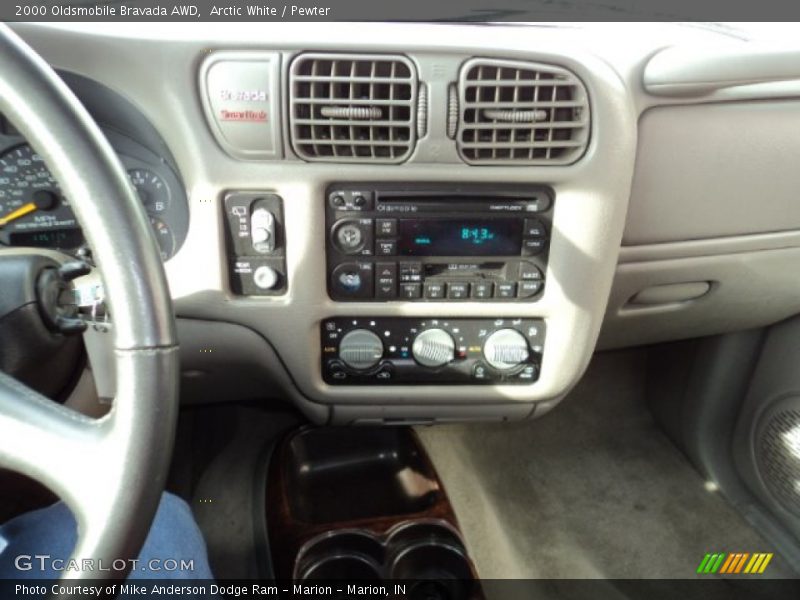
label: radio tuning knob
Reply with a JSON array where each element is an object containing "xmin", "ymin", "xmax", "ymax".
[
  {"xmin": 412, "ymin": 328, "xmax": 455, "ymax": 368},
  {"xmin": 483, "ymin": 329, "xmax": 530, "ymax": 371},
  {"xmin": 338, "ymin": 329, "xmax": 384, "ymax": 371}
]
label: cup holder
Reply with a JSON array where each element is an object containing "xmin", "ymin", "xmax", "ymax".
[
  {"xmin": 295, "ymin": 521, "xmax": 475, "ymax": 599},
  {"xmin": 295, "ymin": 531, "xmax": 384, "ymax": 580},
  {"xmin": 387, "ymin": 522, "xmax": 474, "ymax": 599}
]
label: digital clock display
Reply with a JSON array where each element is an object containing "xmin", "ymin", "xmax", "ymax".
[
  {"xmin": 397, "ymin": 218, "xmax": 521, "ymax": 256},
  {"xmin": 8, "ymin": 228, "xmax": 83, "ymax": 250}
]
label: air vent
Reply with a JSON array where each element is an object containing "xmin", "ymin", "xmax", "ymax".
[
  {"xmin": 289, "ymin": 53, "xmax": 417, "ymax": 163},
  {"xmin": 456, "ymin": 58, "xmax": 589, "ymax": 165}
]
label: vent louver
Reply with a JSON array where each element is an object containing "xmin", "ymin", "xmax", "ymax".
[
  {"xmin": 457, "ymin": 58, "xmax": 589, "ymax": 165},
  {"xmin": 289, "ymin": 53, "xmax": 417, "ymax": 163}
]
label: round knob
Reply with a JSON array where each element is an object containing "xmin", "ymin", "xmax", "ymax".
[
  {"xmin": 483, "ymin": 329, "xmax": 530, "ymax": 371},
  {"xmin": 412, "ymin": 328, "xmax": 455, "ymax": 368},
  {"xmin": 253, "ymin": 265, "xmax": 279, "ymax": 290},
  {"xmin": 333, "ymin": 220, "xmax": 365, "ymax": 254},
  {"xmin": 339, "ymin": 329, "xmax": 384, "ymax": 371}
]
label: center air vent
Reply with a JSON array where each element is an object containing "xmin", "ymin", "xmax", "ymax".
[
  {"xmin": 289, "ymin": 53, "xmax": 417, "ymax": 163},
  {"xmin": 455, "ymin": 58, "xmax": 589, "ymax": 165}
]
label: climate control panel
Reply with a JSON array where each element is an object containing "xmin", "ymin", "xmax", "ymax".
[{"xmin": 321, "ymin": 317, "xmax": 545, "ymax": 385}]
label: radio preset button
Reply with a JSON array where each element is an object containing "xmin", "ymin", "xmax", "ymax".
[
  {"xmin": 518, "ymin": 280, "xmax": 543, "ymax": 298},
  {"xmin": 472, "ymin": 281, "xmax": 494, "ymax": 299},
  {"xmin": 496, "ymin": 282, "xmax": 517, "ymax": 298},
  {"xmin": 448, "ymin": 282, "xmax": 470, "ymax": 300},
  {"xmin": 424, "ymin": 282, "xmax": 446, "ymax": 299},
  {"xmin": 400, "ymin": 283, "xmax": 422, "ymax": 299},
  {"xmin": 376, "ymin": 218, "xmax": 397, "ymax": 238}
]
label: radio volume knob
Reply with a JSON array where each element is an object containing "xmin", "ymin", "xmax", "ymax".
[
  {"xmin": 483, "ymin": 329, "xmax": 530, "ymax": 371},
  {"xmin": 412, "ymin": 328, "xmax": 455, "ymax": 368},
  {"xmin": 338, "ymin": 329, "xmax": 384, "ymax": 371},
  {"xmin": 333, "ymin": 220, "xmax": 366, "ymax": 254}
]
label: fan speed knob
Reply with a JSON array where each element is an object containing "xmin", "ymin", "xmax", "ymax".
[{"xmin": 338, "ymin": 329, "xmax": 384, "ymax": 371}]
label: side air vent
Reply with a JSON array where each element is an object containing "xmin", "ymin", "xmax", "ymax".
[
  {"xmin": 289, "ymin": 53, "xmax": 417, "ymax": 163},
  {"xmin": 456, "ymin": 58, "xmax": 589, "ymax": 165}
]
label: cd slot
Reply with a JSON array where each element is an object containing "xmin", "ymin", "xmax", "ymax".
[{"xmin": 376, "ymin": 195, "xmax": 542, "ymax": 214}]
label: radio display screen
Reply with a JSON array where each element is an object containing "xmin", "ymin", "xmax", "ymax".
[{"xmin": 397, "ymin": 218, "xmax": 522, "ymax": 256}]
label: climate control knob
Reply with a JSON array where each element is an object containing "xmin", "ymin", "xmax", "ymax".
[
  {"xmin": 338, "ymin": 329, "xmax": 384, "ymax": 371},
  {"xmin": 483, "ymin": 329, "xmax": 530, "ymax": 371},
  {"xmin": 412, "ymin": 328, "xmax": 455, "ymax": 368}
]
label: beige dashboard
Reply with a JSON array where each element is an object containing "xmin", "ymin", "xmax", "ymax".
[{"xmin": 11, "ymin": 22, "xmax": 800, "ymax": 423}]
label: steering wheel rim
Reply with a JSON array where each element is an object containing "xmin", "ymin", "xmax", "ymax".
[{"xmin": 0, "ymin": 23, "xmax": 179, "ymax": 585}]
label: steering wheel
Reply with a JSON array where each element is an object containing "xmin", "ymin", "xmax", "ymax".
[{"xmin": 0, "ymin": 24, "xmax": 179, "ymax": 583}]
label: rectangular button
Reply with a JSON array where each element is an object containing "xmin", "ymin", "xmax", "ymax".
[
  {"xmin": 522, "ymin": 238, "xmax": 546, "ymax": 256},
  {"xmin": 377, "ymin": 240, "xmax": 397, "ymax": 256},
  {"xmin": 399, "ymin": 262, "xmax": 422, "ymax": 282},
  {"xmin": 376, "ymin": 218, "xmax": 397, "ymax": 238},
  {"xmin": 518, "ymin": 280, "xmax": 543, "ymax": 298},
  {"xmin": 424, "ymin": 282, "xmax": 446, "ymax": 299},
  {"xmin": 400, "ymin": 283, "xmax": 422, "ymax": 299},
  {"xmin": 472, "ymin": 281, "xmax": 494, "ymax": 299},
  {"xmin": 375, "ymin": 262, "xmax": 397, "ymax": 299},
  {"xmin": 519, "ymin": 262, "xmax": 543, "ymax": 280},
  {"xmin": 448, "ymin": 282, "xmax": 470, "ymax": 299},
  {"xmin": 524, "ymin": 218, "xmax": 547, "ymax": 238},
  {"xmin": 496, "ymin": 282, "xmax": 517, "ymax": 298}
]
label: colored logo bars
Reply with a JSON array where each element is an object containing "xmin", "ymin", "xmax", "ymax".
[{"xmin": 697, "ymin": 552, "xmax": 773, "ymax": 575}]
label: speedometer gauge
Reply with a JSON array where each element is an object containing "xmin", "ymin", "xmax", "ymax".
[
  {"xmin": 0, "ymin": 145, "xmax": 81, "ymax": 248},
  {"xmin": 0, "ymin": 143, "xmax": 183, "ymax": 261}
]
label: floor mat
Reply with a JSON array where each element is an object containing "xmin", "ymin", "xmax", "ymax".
[
  {"xmin": 417, "ymin": 350, "xmax": 794, "ymax": 580},
  {"xmin": 168, "ymin": 402, "xmax": 299, "ymax": 579}
]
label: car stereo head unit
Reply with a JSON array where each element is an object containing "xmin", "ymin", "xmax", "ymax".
[{"xmin": 325, "ymin": 183, "xmax": 553, "ymax": 302}]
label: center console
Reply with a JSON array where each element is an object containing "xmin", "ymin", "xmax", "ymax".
[{"xmin": 319, "ymin": 183, "xmax": 552, "ymax": 391}]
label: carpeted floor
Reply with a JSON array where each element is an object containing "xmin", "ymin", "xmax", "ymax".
[{"xmin": 417, "ymin": 350, "xmax": 794, "ymax": 580}]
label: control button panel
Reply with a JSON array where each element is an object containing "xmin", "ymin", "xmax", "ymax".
[
  {"xmin": 321, "ymin": 317, "xmax": 545, "ymax": 385},
  {"xmin": 224, "ymin": 192, "xmax": 286, "ymax": 296},
  {"xmin": 326, "ymin": 183, "xmax": 552, "ymax": 303}
]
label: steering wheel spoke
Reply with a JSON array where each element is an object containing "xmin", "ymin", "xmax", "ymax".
[{"xmin": 0, "ymin": 371, "xmax": 107, "ymax": 496}]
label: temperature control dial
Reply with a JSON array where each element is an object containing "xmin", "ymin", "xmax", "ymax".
[
  {"xmin": 483, "ymin": 329, "xmax": 530, "ymax": 371},
  {"xmin": 338, "ymin": 329, "xmax": 384, "ymax": 371},
  {"xmin": 412, "ymin": 328, "xmax": 456, "ymax": 368}
]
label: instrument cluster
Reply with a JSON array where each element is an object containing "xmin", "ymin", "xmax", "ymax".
[{"xmin": 0, "ymin": 128, "xmax": 188, "ymax": 261}]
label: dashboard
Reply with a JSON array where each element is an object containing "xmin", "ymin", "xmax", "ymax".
[{"xmin": 7, "ymin": 22, "xmax": 800, "ymax": 424}]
